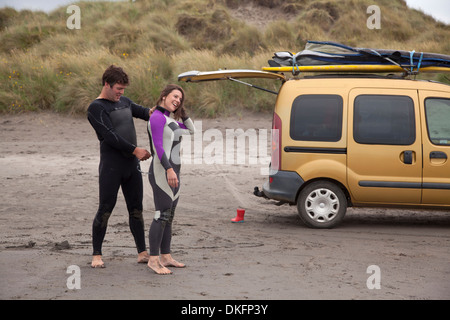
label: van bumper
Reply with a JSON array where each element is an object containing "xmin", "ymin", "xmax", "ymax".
[{"xmin": 257, "ymin": 170, "xmax": 304, "ymax": 204}]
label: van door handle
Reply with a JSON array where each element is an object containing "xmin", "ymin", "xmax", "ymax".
[
  {"xmin": 430, "ymin": 151, "xmax": 447, "ymax": 160},
  {"xmin": 403, "ymin": 150, "xmax": 413, "ymax": 164}
]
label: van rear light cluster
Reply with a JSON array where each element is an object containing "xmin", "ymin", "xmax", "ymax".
[{"xmin": 271, "ymin": 112, "xmax": 282, "ymax": 175}]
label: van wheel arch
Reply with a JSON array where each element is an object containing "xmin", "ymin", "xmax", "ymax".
[{"xmin": 296, "ymin": 178, "xmax": 352, "ymax": 206}]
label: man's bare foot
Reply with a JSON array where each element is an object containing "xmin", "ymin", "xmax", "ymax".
[
  {"xmin": 137, "ymin": 251, "xmax": 150, "ymax": 263},
  {"xmin": 147, "ymin": 256, "xmax": 172, "ymax": 275},
  {"xmin": 160, "ymin": 253, "xmax": 186, "ymax": 268},
  {"xmin": 91, "ymin": 255, "xmax": 105, "ymax": 268}
]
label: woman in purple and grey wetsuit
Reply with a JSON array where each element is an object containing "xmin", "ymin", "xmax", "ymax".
[{"xmin": 146, "ymin": 84, "xmax": 195, "ymax": 275}]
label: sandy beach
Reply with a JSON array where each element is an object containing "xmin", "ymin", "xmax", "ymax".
[{"xmin": 1, "ymin": 111, "xmax": 449, "ymax": 301}]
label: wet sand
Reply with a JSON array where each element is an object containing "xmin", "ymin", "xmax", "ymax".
[{"xmin": 1, "ymin": 112, "xmax": 449, "ymax": 301}]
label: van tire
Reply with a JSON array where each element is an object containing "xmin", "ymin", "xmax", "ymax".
[{"xmin": 297, "ymin": 181, "xmax": 347, "ymax": 228}]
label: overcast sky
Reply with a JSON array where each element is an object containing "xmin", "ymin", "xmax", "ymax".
[{"xmin": 0, "ymin": 0, "xmax": 449, "ymax": 24}]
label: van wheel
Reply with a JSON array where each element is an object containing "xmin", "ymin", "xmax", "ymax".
[{"xmin": 297, "ymin": 181, "xmax": 347, "ymax": 228}]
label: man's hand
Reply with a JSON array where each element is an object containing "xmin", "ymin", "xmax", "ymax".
[{"xmin": 133, "ymin": 147, "xmax": 151, "ymax": 161}]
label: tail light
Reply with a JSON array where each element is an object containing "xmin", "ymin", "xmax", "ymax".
[{"xmin": 271, "ymin": 112, "xmax": 282, "ymax": 174}]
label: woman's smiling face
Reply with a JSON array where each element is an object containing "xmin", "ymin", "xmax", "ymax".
[{"xmin": 162, "ymin": 89, "xmax": 183, "ymax": 113}]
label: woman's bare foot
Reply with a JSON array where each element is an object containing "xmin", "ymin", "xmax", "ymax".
[
  {"xmin": 160, "ymin": 253, "xmax": 186, "ymax": 268},
  {"xmin": 147, "ymin": 256, "xmax": 172, "ymax": 275},
  {"xmin": 137, "ymin": 251, "xmax": 150, "ymax": 263},
  {"xmin": 91, "ymin": 255, "xmax": 105, "ymax": 268}
]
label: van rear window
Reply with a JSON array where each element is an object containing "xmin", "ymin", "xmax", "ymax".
[
  {"xmin": 425, "ymin": 98, "xmax": 450, "ymax": 146},
  {"xmin": 290, "ymin": 95, "xmax": 343, "ymax": 142},
  {"xmin": 353, "ymin": 95, "xmax": 415, "ymax": 145}
]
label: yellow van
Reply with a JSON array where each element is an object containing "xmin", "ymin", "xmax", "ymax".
[{"xmin": 179, "ymin": 70, "xmax": 450, "ymax": 228}]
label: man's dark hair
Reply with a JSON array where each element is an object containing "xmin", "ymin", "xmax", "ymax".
[{"xmin": 102, "ymin": 65, "xmax": 129, "ymax": 87}]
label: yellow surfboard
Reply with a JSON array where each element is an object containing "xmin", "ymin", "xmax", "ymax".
[
  {"xmin": 178, "ymin": 69, "xmax": 286, "ymax": 82},
  {"xmin": 262, "ymin": 65, "xmax": 450, "ymax": 73}
]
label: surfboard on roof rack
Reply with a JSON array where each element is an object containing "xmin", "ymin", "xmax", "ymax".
[
  {"xmin": 262, "ymin": 64, "xmax": 450, "ymax": 74},
  {"xmin": 265, "ymin": 40, "xmax": 450, "ymax": 75},
  {"xmin": 178, "ymin": 41, "xmax": 450, "ymax": 95}
]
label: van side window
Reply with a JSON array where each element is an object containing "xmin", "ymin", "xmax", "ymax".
[
  {"xmin": 425, "ymin": 98, "xmax": 450, "ymax": 146},
  {"xmin": 353, "ymin": 95, "xmax": 415, "ymax": 145},
  {"xmin": 290, "ymin": 95, "xmax": 343, "ymax": 142}
]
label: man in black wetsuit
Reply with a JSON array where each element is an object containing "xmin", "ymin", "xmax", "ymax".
[{"xmin": 87, "ymin": 65, "xmax": 151, "ymax": 268}]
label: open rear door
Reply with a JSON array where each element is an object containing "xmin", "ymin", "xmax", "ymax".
[
  {"xmin": 178, "ymin": 69, "xmax": 285, "ymax": 95},
  {"xmin": 178, "ymin": 69, "xmax": 286, "ymax": 82}
]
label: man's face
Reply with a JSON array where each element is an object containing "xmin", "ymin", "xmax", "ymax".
[{"xmin": 105, "ymin": 83, "xmax": 127, "ymax": 102}]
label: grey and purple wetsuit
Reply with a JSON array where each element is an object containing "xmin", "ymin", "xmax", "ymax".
[{"xmin": 147, "ymin": 106, "xmax": 195, "ymax": 256}]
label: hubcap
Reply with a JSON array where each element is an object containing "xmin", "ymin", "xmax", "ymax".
[{"xmin": 305, "ymin": 188, "xmax": 339, "ymax": 223}]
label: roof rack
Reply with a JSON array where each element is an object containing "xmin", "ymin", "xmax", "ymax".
[
  {"xmin": 302, "ymin": 73, "xmax": 405, "ymax": 79},
  {"xmin": 265, "ymin": 41, "xmax": 450, "ymax": 77}
]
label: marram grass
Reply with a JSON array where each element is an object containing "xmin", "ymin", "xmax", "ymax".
[{"xmin": 0, "ymin": 0, "xmax": 449, "ymax": 116}]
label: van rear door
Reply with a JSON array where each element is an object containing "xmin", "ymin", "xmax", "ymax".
[
  {"xmin": 179, "ymin": 69, "xmax": 285, "ymax": 95},
  {"xmin": 347, "ymin": 88, "xmax": 422, "ymax": 205},
  {"xmin": 419, "ymin": 90, "xmax": 450, "ymax": 205},
  {"xmin": 178, "ymin": 69, "xmax": 286, "ymax": 82}
]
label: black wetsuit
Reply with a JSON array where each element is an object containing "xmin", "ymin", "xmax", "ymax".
[{"xmin": 87, "ymin": 96, "xmax": 150, "ymax": 256}]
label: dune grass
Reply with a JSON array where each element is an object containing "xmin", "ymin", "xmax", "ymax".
[{"xmin": 0, "ymin": 0, "xmax": 449, "ymax": 116}]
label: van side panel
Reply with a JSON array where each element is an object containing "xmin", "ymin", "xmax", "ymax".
[
  {"xmin": 283, "ymin": 154, "xmax": 347, "ymax": 186},
  {"xmin": 347, "ymin": 88, "xmax": 422, "ymax": 205},
  {"xmin": 278, "ymin": 81, "xmax": 348, "ymax": 190}
]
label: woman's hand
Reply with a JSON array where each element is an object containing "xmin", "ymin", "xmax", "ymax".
[{"xmin": 166, "ymin": 168, "xmax": 179, "ymax": 188}]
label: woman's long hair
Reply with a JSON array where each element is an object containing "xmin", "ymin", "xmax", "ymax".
[{"xmin": 156, "ymin": 84, "xmax": 186, "ymax": 120}]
